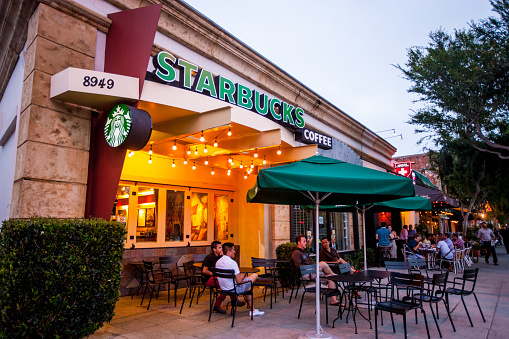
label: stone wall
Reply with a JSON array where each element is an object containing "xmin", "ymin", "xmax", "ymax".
[{"xmin": 10, "ymin": 3, "xmax": 95, "ymax": 218}]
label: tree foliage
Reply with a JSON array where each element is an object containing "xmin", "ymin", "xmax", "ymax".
[{"xmin": 398, "ymin": 0, "xmax": 509, "ymax": 159}]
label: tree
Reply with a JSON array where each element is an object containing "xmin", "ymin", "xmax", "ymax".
[{"xmin": 398, "ymin": 0, "xmax": 509, "ymax": 159}]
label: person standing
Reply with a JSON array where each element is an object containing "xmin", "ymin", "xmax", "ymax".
[
  {"xmin": 400, "ymin": 225, "xmax": 409, "ymax": 242},
  {"xmin": 408, "ymin": 224, "xmax": 416, "ymax": 238},
  {"xmin": 477, "ymin": 222, "xmax": 498, "ymax": 265},
  {"xmin": 500, "ymin": 225, "xmax": 509, "ymax": 254},
  {"xmin": 388, "ymin": 225, "xmax": 399, "ymax": 258}
]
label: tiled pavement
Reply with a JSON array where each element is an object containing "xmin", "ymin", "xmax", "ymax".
[{"xmin": 90, "ymin": 249, "xmax": 509, "ymax": 339}]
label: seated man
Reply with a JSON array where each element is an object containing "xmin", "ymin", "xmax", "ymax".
[
  {"xmin": 406, "ymin": 234, "xmax": 424, "ymax": 259},
  {"xmin": 320, "ymin": 238, "xmax": 354, "ymax": 273},
  {"xmin": 437, "ymin": 234, "xmax": 454, "ymax": 270},
  {"xmin": 215, "ymin": 242, "xmax": 264, "ymax": 316},
  {"xmin": 443, "ymin": 233, "xmax": 454, "ymax": 250},
  {"xmin": 202, "ymin": 241, "xmax": 245, "ymax": 314},
  {"xmin": 292, "ymin": 235, "xmax": 341, "ymax": 305},
  {"xmin": 452, "ymin": 233, "xmax": 465, "ymax": 250}
]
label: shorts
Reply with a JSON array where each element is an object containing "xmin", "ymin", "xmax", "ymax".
[{"xmin": 226, "ymin": 277, "xmax": 252, "ymax": 294}]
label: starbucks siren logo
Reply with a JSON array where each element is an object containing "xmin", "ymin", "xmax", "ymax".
[{"xmin": 104, "ymin": 104, "xmax": 132, "ymax": 147}]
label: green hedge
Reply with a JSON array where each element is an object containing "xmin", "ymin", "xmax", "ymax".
[{"xmin": 0, "ymin": 218, "xmax": 126, "ymax": 338}]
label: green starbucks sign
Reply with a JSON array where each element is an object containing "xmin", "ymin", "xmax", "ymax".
[
  {"xmin": 104, "ymin": 104, "xmax": 132, "ymax": 147},
  {"xmin": 104, "ymin": 104, "xmax": 152, "ymax": 150}
]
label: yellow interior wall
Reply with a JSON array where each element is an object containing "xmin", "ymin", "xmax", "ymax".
[{"xmin": 120, "ymin": 152, "xmax": 266, "ymax": 264}]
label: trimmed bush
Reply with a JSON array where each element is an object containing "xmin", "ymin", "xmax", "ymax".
[
  {"xmin": 0, "ymin": 218, "xmax": 126, "ymax": 338},
  {"xmin": 343, "ymin": 248, "xmax": 377, "ymax": 270}
]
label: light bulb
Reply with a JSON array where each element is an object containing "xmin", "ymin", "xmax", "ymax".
[
  {"xmin": 195, "ymin": 147, "xmax": 198, "ymax": 155},
  {"xmin": 250, "ymin": 161, "xmax": 254, "ymax": 168},
  {"xmin": 172, "ymin": 140, "xmax": 177, "ymax": 151},
  {"xmin": 128, "ymin": 150, "xmax": 134, "ymax": 157},
  {"xmin": 254, "ymin": 149, "xmax": 258, "ymax": 157},
  {"xmin": 200, "ymin": 131, "xmax": 205, "ymax": 142},
  {"xmin": 263, "ymin": 156, "xmax": 266, "ymax": 164},
  {"xmin": 227, "ymin": 171, "xmax": 231, "ymax": 176},
  {"xmin": 148, "ymin": 156, "xmax": 152, "ymax": 164},
  {"xmin": 204, "ymin": 145, "xmax": 208, "ymax": 153},
  {"xmin": 211, "ymin": 168, "xmax": 215, "ymax": 175},
  {"xmin": 187, "ymin": 148, "xmax": 191, "ymax": 155},
  {"xmin": 228, "ymin": 156, "xmax": 232, "ymax": 163},
  {"xmin": 240, "ymin": 161, "xmax": 243, "ymax": 169},
  {"xmin": 277, "ymin": 146, "xmax": 282, "ymax": 155},
  {"xmin": 205, "ymin": 157, "xmax": 209, "ymax": 165},
  {"xmin": 228, "ymin": 127, "xmax": 232, "ymax": 136},
  {"xmin": 214, "ymin": 139, "xmax": 218, "ymax": 147},
  {"xmin": 149, "ymin": 145, "xmax": 153, "ymax": 155},
  {"xmin": 172, "ymin": 159, "xmax": 176, "ymax": 168},
  {"xmin": 184, "ymin": 159, "xmax": 188, "ymax": 165},
  {"xmin": 244, "ymin": 174, "xmax": 248, "ymax": 179},
  {"xmin": 192, "ymin": 162, "xmax": 196, "ymax": 170}
]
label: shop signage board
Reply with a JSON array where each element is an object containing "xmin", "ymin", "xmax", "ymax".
[
  {"xmin": 149, "ymin": 51, "xmax": 306, "ymax": 131},
  {"xmin": 295, "ymin": 128, "xmax": 332, "ymax": 149},
  {"xmin": 394, "ymin": 161, "xmax": 412, "ymax": 177},
  {"xmin": 50, "ymin": 68, "xmax": 139, "ymax": 110},
  {"xmin": 104, "ymin": 104, "xmax": 152, "ymax": 150}
]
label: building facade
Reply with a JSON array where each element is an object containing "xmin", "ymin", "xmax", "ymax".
[{"xmin": 1, "ymin": 0, "xmax": 398, "ymax": 295}]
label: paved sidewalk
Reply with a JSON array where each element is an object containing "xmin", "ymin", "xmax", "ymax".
[{"xmin": 90, "ymin": 250, "xmax": 509, "ymax": 339}]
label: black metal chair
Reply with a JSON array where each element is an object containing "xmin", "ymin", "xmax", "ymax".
[
  {"xmin": 297, "ymin": 264, "xmax": 341, "ymax": 325},
  {"xmin": 378, "ymin": 245, "xmax": 393, "ymax": 267},
  {"xmin": 445, "ymin": 267, "xmax": 486, "ymax": 327},
  {"xmin": 209, "ymin": 268, "xmax": 254, "ymax": 327},
  {"xmin": 179, "ymin": 261, "xmax": 205, "ymax": 313},
  {"xmin": 251, "ymin": 257, "xmax": 277, "ymax": 308},
  {"xmin": 407, "ymin": 271, "xmax": 455, "ymax": 338},
  {"xmin": 141, "ymin": 260, "xmax": 171, "ymax": 310},
  {"xmin": 374, "ymin": 272, "xmax": 430, "ymax": 339},
  {"xmin": 384, "ymin": 261, "xmax": 411, "ymax": 272},
  {"xmin": 159, "ymin": 256, "xmax": 188, "ymax": 306}
]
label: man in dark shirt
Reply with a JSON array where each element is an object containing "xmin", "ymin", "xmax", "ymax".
[
  {"xmin": 406, "ymin": 234, "xmax": 424, "ymax": 259},
  {"xmin": 291, "ymin": 235, "xmax": 340, "ymax": 305},
  {"xmin": 202, "ymin": 241, "xmax": 244, "ymax": 313},
  {"xmin": 319, "ymin": 238, "xmax": 354, "ymax": 273}
]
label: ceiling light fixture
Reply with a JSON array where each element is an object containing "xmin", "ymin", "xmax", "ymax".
[
  {"xmin": 172, "ymin": 140, "xmax": 177, "ymax": 151},
  {"xmin": 254, "ymin": 148, "xmax": 258, "ymax": 158},
  {"xmin": 195, "ymin": 147, "xmax": 198, "ymax": 155},
  {"xmin": 228, "ymin": 127, "xmax": 232, "ymax": 136},
  {"xmin": 205, "ymin": 157, "xmax": 209, "ymax": 165},
  {"xmin": 149, "ymin": 144, "xmax": 153, "ymax": 155},
  {"xmin": 277, "ymin": 145, "xmax": 282, "ymax": 155},
  {"xmin": 148, "ymin": 155, "xmax": 152, "ymax": 164},
  {"xmin": 172, "ymin": 159, "xmax": 176, "ymax": 168},
  {"xmin": 214, "ymin": 138, "xmax": 218, "ymax": 147},
  {"xmin": 187, "ymin": 147, "xmax": 191, "ymax": 155},
  {"xmin": 204, "ymin": 145, "xmax": 208, "ymax": 153},
  {"xmin": 240, "ymin": 161, "xmax": 243, "ymax": 169},
  {"xmin": 263, "ymin": 155, "xmax": 266, "ymax": 164},
  {"xmin": 200, "ymin": 131, "xmax": 205, "ymax": 142},
  {"xmin": 211, "ymin": 167, "xmax": 215, "ymax": 175},
  {"xmin": 192, "ymin": 162, "xmax": 196, "ymax": 170}
]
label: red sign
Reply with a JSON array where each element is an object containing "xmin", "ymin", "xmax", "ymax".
[{"xmin": 394, "ymin": 161, "xmax": 412, "ymax": 177}]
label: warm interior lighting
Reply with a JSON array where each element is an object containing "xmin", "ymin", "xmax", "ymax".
[
  {"xmin": 250, "ymin": 160, "xmax": 254, "ymax": 168},
  {"xmin": 149, "ymin": 144, "xmax": 153, "ymax": 155},
  {"xmin": 254, "ymin": 149, "xmax": 258, "ymax": 157},
  {"xmin": 214, "ymin": 139, "xmax": 218, "ymax": 147},
  {"xmin": 187, "ymin": 147, "xmax": 191, "ymax": 155},
  {"xmin": 228, "ymin": 156, "xmax": 232, "ymax": 163},
  {"xmin": 138, "ymin": 202, "xmax": 155, "ymax": 207},
  {"xmin": 228, "ymin": 127, "xmax": 232, "ymax": 136},
  {"xmin": 128, "ymin": 150, "xmax": 134, "ymax": 157},
  {"xmin": 211, "ymin": 168, "xmax": 215, "ymax": 175},
  {"xmin": 148, "ymin": 155, "xmax": 152, "ymax": 164},
  {"xmin": 200, "ymin": 131, "xmax": 205, "ymax": 142},
  {"xmin": 172, "ymin": 140, "xmax": 177, "ymax": 151},
  {"xmin": 192, "ymin": 162, "xmax": 196, "ymax": 170},
  {"xmin": 244, "ymin": 174, "xmax": 248, "ymax": 179},
  {"xmin": 138, "ymin": 190, "xmax": 154, "ymax": 196},
  {"xmin": 183, "ymin": 158, "xmax": 188, "ymax": 165},
  {"xmin": 204, "ymin": 157, "xmax": 209, "ymax": 165},
  {"xmin": 240, "ymin": 161, "xmax": 243, "ymax": 169},
  {"xmin": 172, "ymin": 159, "xmax": 176, "ymax": 168},
  {"xmin": 277, "ymin": 145, "xmax": 281, "ymax": 155},
  {"xmin": 204, "ymin": 145, "xmax": 208, "ymax": 153},
  {"xmin": 195, "ymin": 147, "xmax": 198, "ymax": 155},
  {"xmin": 118, "ymin": 194, "xmax": 129, "ymax": 199},
  {"xmin": 263, "ymin": 155, "xmax": 266, "ymax": 164}
]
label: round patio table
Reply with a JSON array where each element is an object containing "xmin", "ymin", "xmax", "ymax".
[
  {"xmin": 326, "ymin": 273, "xmax": 374, "ymax": 333},
  {"xmin": 419, "ymin": 247, "xmax": 438, "ymax": 269},
  {"xmin": 240, "ymin": 267, "xmax": 260, "ymax": 275}
]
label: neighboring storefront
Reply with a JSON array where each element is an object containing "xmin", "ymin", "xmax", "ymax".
[{"xmin": 1, "ymin": 0, "xmax": 397, "ymax": 295}]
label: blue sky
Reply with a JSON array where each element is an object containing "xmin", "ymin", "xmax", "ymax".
[{"xmin": 183, "ymin": 0, "xmax": 496, "ymax": 156}]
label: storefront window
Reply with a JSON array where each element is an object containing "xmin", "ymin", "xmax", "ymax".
[
  {"xmin": 330, "ymin": 212, "xmax": 353, "ymax": 251},
  {"xmin": 112, "ymin": 185, "xmax": 129, "ymax": 229},
  {"xmin": 136, "ymin": 187, "xmax": 158, "ymax": 242},
  {"xmin": 166, "ymin": 190, "xmax": 184, "ymax": 242},
  {"xmin": 214, "ymin": 194, "xmax": 229, "ymax": 240},
  {"xmin": 191, "ymin": 192, "xmax": 208, "ymax": 241}
]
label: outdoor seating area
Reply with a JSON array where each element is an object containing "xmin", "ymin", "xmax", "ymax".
[{"xmin": 90, "ymin": 252, "xmax": 508, "ymax": 339}]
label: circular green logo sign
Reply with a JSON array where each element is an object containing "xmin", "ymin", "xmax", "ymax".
[{"xmin": 104, "ymin": 104, "xmax": 132, "ymax": 147}]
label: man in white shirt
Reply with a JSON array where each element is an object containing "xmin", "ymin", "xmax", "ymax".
[
  {"xmin": 437, "ymin": 234, "xmax": 454, "ymax": 270},
  {"xmin": 215, "ymin": 242, "xmax": 264, "ymax": 316},
  {"xmin": 477, "ymin": 222, "xmax": 498, "ymax": 265}
]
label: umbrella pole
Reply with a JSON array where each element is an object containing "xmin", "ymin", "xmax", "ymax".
[{"xmin": 363, "ymin": 206, "xmax": 367, "ymax": 271}]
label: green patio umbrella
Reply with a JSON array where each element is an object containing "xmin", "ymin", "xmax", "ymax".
[
  {"xmin": 308, "ymin": 195, "xmax": 432, "ymax": 213},
  {"xmin": 247, "ymin": 155, "xmax": 414, "ymax": 339}
]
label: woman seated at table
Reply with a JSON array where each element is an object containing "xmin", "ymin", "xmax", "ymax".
[
  {"xmin": 422, "ymin": 234, "xmax": 431, "ymax": 245},
  {"xmin": 406, "ymin": 234, "xmax": 424, "ymax": 259}
]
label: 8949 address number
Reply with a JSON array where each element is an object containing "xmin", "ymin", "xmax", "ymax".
[{"xmin": 83, "ymin": 76, "xmax": 114, "ymax": 89}]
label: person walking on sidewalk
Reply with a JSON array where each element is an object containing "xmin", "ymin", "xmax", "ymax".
[{"xmin": 477, "ymin": 222, "xmax": 498, "ymax": 265}]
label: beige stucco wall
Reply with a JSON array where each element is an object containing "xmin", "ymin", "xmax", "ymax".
[{"xmin": 11, "ymin": 3, "xmax": 95, "ymax": 218}]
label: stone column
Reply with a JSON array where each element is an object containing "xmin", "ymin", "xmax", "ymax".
[
  {"xmin": 10, "ymin": 3, "xmax": 95, "ymax": 218},
  {"xmin": 271, "ymin": 205, "xmax": 291, "ymax": 256}
]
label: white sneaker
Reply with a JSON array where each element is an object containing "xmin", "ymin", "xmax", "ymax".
[
  {"xmin": 250, "ymin": 309, "xmax": 265, "ymax": 316},
  {"xmin": 320, "ymin": 284, "xmax": 329, "ymax": 289}
]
